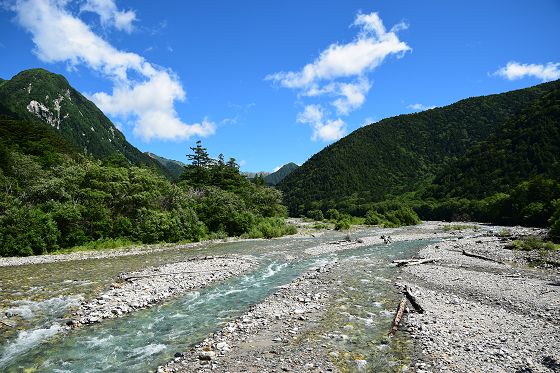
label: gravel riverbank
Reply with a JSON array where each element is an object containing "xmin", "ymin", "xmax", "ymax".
[
  {"xmin": 399, "ymin": 227, "xmax": 560, "ymax": 373},
  {"xmin": 70, "ymin": 256, "xmax": 254, "ymax": 326}
]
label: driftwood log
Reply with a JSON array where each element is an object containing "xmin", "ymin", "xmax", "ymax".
[
  {"xmin": 389, "ymin": 297, "xmax": 407, "ymax": 335},
  {"xmin": 120, "ymin": 269, "xmax": 215, "ymax": 281},
  {"xmin": 396, "ymin": 258, "xmax": 441, "ymax": 267},
  {"xmin": 0, "ymin": 319, "xmax": 16, "ymax": 328},
  {"xmin": 462, "ymin": 250, "xmax": 503, "ymax": 264},
  {"xmin": 403, "ymin": 286, "xmax": 424, "ymax": 314}
]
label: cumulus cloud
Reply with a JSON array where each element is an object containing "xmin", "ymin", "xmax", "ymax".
[
  {"xmin": 266, "ymin": 12, "xmax": 410, "ymax": 89},
  {"xmin": 332, "ymin": 78, "xmax": 371, "ymax": 115},
  {"xmin": 407, "ymin": 103, "xmax": 436, "ymax": 111},
  {"xmin": 13, "ymin": 0, "xmax": 214, "ymax": 141},
  {"xmin": 297, "ymin": 104, "xmax": 347, "ymax": 141},
  {"xmin": 494, "ymin": 61, "xmax": 560, "ymax": 82},
  {"xmin": 81, "ymin": 0, "xmax": 136, "ymax": 33},
  {"xmin": 266, "ymin": 11, "xmax": 409, "ymax": 141}
]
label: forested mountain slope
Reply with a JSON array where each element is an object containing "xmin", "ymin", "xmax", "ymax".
[
  {"xmin": 0, "ymin": 68, "xmax": 169, "ymax": 176},
  {"xmin": 428, "ymin": 87, "xmax": 560, "ymax": 200},
  {"xmin": 264, "ymin": 163, "xmax": 299, "ymax": 186},
  {"xmin": 279, "ymin": 80, "xmax": 560, "ymax": 215}
]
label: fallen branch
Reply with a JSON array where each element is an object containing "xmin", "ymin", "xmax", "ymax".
[
  {"xmin": 389, "ymin": 297, "xmax": 407, "ymax": 335},
  {"xmin": 462, "ymin": 250, "xmax": 503, "ymax": 264},
  {"xmin": 396, "ymin": 258, "xmax": 441, "ymax": 267},
  {"xmin": 403, "ymin": 286, "xmax": 424, "ymax": 314},
  {"xmin": 0, "ymin": 319, "xmax": 16, "ymax": 328},
  {"xmin": 392, "ymin": 258, "xmax": 424, "ymax": 264},
  {"xmin": 120, "ymin": 269, "xmax": 216, "ymax": 281}
]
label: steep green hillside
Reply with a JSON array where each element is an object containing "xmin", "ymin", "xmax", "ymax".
[
  {"xmin": 428, "ymin": 87, "xmax": 560, "ymax": 199},
  {"xmin": 264, "ymin": 162, "xmax": 299, "ymax": 186},
  {"xmin": 0, "ymin": 68, "xmax": 169, "ymax": 175},
  {"xmin": 146, "ymin": 152, "xmax": 186, "ymax": 180},
  {"xmin": 279, "ymin": 80, "xmax": 560, "ymax": 215}
]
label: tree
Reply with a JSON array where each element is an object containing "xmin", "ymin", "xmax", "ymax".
[
  {"xmin": 226, "ymin": 157, "xmax": 239, "ymax": 170},
  {"xmin": 182, "ymin": 141, "xmax": 212, "ymax": 187},
  {"xmin": 187, "ymin": 140, "xmax": 211, "ymax": 168}
]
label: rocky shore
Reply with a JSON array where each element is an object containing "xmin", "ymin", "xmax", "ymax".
[
  {"xmin": 399, "ymin": 227, "xmax": 560, "ymax": 373},
  {"xmin": 70, "ymin": 256, "xmax": 254, "ymax": 326}
]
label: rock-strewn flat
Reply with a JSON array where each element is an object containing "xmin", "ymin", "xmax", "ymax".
[{"xmin": 400, "ymin": 230, "xmax": 560, "ymax": 373}]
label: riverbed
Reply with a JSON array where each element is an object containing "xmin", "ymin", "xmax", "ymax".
[{"xmin": 0, "ymin": 222, "xmax": 504, "ymax": 372}]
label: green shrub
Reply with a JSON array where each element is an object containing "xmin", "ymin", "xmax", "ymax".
[
  {"xmin": 306, "ymin": 209, "xmax": 324, "ymax": 221},
  {"xmin": 549, "ymin": 200, "xmax": 560, "ymax": 241},
  {"xmin": 0, "ymin": 202, "xmax": 59, "ymax": 256},
  {"xmin": 243, "ymin": 217, "xmax": 297, "ymax": 239},
  {"xmin": 325, "ymin": 208, "xmax": 340, "ymax": 221},
  {"xmin": 364, "ymin": 210, "xmax": 384, "ymax": 226},
  {"xmin": 509, "ymin": 237, "xmax": 560, "ymax": 251},
  {"xmin": 335, "ymin": 218, "xmax": 352, "ymax": 231}
]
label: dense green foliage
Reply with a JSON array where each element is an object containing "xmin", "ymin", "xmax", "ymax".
[
  {"xmin": 263, "ymin": 162, "xmax": 299, "ymax": 186},
  {"xmin": 411, "ymin": 86, "xmax": 560, "ymax": 234},
  {"xmin": 428, "ymin": 88, "xmax": 560, "ymax": 199},
  {"xmin": 0, "ymin": 135, "xmax": 293, "ymax": 256},
  {"xmin": 279, "ymin": 80, "xmax": 560, "ymax": 216},
  {"xmin": 0, "ymin": 68, "xmax": 172, "ymax": 178}
]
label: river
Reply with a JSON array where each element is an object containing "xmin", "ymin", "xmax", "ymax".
[{"xmin": 0, "ymin": 228, "xmax": 435, "ymax": 372}]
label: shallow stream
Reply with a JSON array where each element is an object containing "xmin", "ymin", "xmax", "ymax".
[{"xmin": 0, "ymin": 229, "xmax": 433, "ymax": 372}]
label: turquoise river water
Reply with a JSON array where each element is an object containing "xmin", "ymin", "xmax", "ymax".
[{"xmin": 0, "ymin": 229, "xmax": 433, "ymax": 372}]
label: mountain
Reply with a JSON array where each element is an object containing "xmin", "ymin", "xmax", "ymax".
[
  {"xmin": 427, "ymin": 86, "xmax": 560, "ymax": 200},
  {"xmin": 146, "ymin": 152, "xmax": 186, "ymax": 180},
  {"xmin": 264, "ymin": 162, "xmax": 299, "ymax": 186},
  {"xmin": 242, "ymin": 171, "xmax": 271, "ymax": 179},
  {"xmin": 0, "ymin": 68, "xmax": 170, "ymax": 176},
  {"xmin": 278, "ymin": 80, "xmax": 560, "ymax": 215}
]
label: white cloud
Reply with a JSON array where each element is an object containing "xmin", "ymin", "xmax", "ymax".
[
  {"xmin": 312, "ymin": 118, "xmax": 346, "ymax": 142},
  {"xmin": 272, "ymin": 165, "xmax": 281, "ymax": 172},
  {"xmin": 13, "ymin": 0, "xmax": 214, "ymax": 141},
  {"xmin": 297, "ymin": 104, "xmax": 347, "ymax": 142},
  {"xmin": 266, "ymin": 12, "xmax": 410, "ymax": 89},
  {"xmin": 266, "ymin": 11, "xmax": 409, "ymax": 141},
  {"xmin": 407, "ymin": 103, "xmax": 436, "ymax": 111},
  {"xmin": 332, "ymin": 78, "xmax": 371, "ymax": 115},
  {"xmin": 297, "ymin": 104, "xmax": 324, "ymax": 125},
  {"xmin": 81, "ymin": 0, "xmax": 136, "ymax": 33},
  {"xmin": 494, "ymin": 61, "xmax": 560, "ymax": 82}
]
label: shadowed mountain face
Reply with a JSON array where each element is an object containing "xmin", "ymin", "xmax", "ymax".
[
  {"xmin": 0, "ymin": 68, "xmax": 169, "ymax": 175},
  {"xmin": 278, "ymin": 80, "xmax": 560, "ymax": 215},
  {"xmin": 264, "ymin": 163, "xmax": 299, "ymax": 186}
]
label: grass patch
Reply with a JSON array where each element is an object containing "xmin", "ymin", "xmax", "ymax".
[
  {"xmin": 508, "ymin": 236, "xmax": 560, "ymax": 252},
  {"xmin": 242, "ymin": 217, "xmax": 298, "ymax": 239},
  {"xmin": 442, "ymin": 224, "xmax": 478, "ymax": 232},
  {"xmin": 52, "ymin": 237, "xmax": 137, "ymax": 254}
]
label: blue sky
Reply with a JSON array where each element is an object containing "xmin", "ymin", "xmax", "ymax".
[{"xmin": 1, "ymin": 0, "xmax": 559, "ymax": 172}]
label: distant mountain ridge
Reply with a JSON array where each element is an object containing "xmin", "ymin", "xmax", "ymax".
[
  {"xmin": 0, "ymin": 68, "xmax": 170, "ymax": 176},
  {"xmin": 278, "ymin": 80, "xmax": 560, "ymax": 215},
  {"xmin": 264, "ymin": 163, "xmax": 299, "ymax": 186},
  {"xmin": 146, "ymin": 152, "xmax": 186, "ymax": 180}
]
